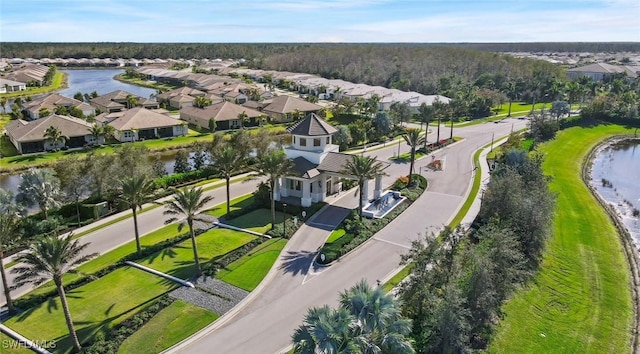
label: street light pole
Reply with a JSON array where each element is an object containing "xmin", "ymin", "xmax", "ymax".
[
  {"xmin": 282, "ymin": 203, "xmax": 287, "ymax": 238},
  {"xmin": 397, "ymin": 139, "xmax": 401, "ymax": 157}
]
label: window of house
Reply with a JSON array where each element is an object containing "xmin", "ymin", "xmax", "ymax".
[
  {"xmin": 293, "ymin": 136, "xmax": 296, "ymax": 144},
  {"xmin": 326, "ymin": 136, "xmax": 330, "ymax": 144},
  {"xmin": 313, "ymin": 138, "xmax": 321, "ymax": 147},
  {"xmin": 123, "ymin": 131, "xmax": 133, "ymax": 138},
  {"xmin": 300, "ymin": 138, "xmax": 307, "ymax": 146}
]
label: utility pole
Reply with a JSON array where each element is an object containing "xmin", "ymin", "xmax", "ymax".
[{"xmin": 490, "ymin": 132, "xmax": 495, "ymax": 152}]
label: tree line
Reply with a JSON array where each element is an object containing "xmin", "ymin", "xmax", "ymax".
[{"xmin": 3, "ymin": 42, "xmax": 639, "ymax": 60}]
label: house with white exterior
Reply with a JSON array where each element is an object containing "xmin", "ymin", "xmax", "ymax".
[
  {"xmin": 0, "ymin": 78, "xmax": 27, "ymax": 93},
  {"xmin": 5, "ymin": 114, "xmax": 102, "ymax": 154},
  {"xmin": 276, "ymin": 114, "xmax": 388, "ymax": 207}
]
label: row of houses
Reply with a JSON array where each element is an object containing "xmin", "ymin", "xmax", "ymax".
[
  {"xmin": 0, "ymin": 58, "xmax": 238, "ymax": 70},
  {"xmin": 0, "ymin": 63, "xmax": 51, "ymax": 92},
  {"xmin": 566, "ymin": 63, "xmax": 640, "ymax": 81}
]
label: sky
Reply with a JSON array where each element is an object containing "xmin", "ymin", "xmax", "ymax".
[{"xmin": 0, "ymin": 0, "xmax": 638, "ymax": 43}]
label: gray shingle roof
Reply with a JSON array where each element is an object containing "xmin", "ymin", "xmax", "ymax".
[
  {"xmin": 317, "ymin": 152, "xmax": 390, "ymax": 174},
  {"xmin": 287, "ymin": 113, "xmax": 338, "ymax": 136},
  {"xmin": 291, "ymin": 157, "xmax": 320, "ymax": 179}
]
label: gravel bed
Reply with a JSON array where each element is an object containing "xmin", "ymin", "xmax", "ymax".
[
  {"xmin": 169, "ymin": 277, "xmax": 248, "ymax": 314},
  {"xmin": 193, "ymin": 213, "xmax": 218, "ymax": 231}
]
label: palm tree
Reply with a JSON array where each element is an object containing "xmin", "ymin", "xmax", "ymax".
[
  {"xmin": 210, "ymin": 143, "xmax": 244, "ymax": 216},
  {"xmin": 118, "ymin": 175, "xmax": 156, "ymax": 256},
  {"xmin": 125, "ymin": 94, "xmax": 139, "ymax": 109},
  {"xmin": 101, "ymin": 124, "xmax": 115, "ymax": 145},
  {"xmin": 252, "ymin": 149, "xmax": 293, "ymax": 228},
  {"xmin": 0, "ymin": 190, "xmax": 25, "ymax": 314},
  {"xmin": 237, "ymin": 111, "xmax": 249, "ymax": 129},
  {"xmin": 340, "ymin": 280, "xmax": 414, "ymax": 354},
  {"xmin": 418, "ymin": 103, "xmax": 434, "ymax": 149},
  {"xmin": 16, "ymin": 168, "xmax": 64, "ymax": 220},
  {"xmin": 12, "ymin": 235, "xmax": 98, "ymax": 352},
  {"xmin": 432, "ymin": 98, "xmax": 446, "ymax": 143},
  {"xmin": 403, "ymin": 128, "xmax": 425, "ymax": 187},
  {"xmin": 293, "ymin": 305, "xmax": 355, "ymax": 353},
  {"xmin": 163, "ymin": 187, "xmax": 213, "ymax": 276},
  {"xmin": 293, "ymin": 280, "xmax": 414, "ymax": 354},
  {"xmin": 341, "ymin": 155, "xmax": 387, "ymax": 220},
  {"xmin": 43, "ymin": 125, "xmax": 67, "ymax": 150},
  {"xmin": 193, "ymin": 96, "xmax": 212, "ymax": 109},
  {"xmin": 89, "ymin": 124, "xmax": 102, "ymax": 144}
]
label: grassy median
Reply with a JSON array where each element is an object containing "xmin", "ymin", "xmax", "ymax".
[{"xmin": 488, "ymin": 124, "xmax": 635, "ymax": 353}]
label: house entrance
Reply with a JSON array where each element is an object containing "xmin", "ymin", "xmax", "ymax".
[{"xmin": 326, "ymin": 179, "xmax": 331, "ymax": 196}]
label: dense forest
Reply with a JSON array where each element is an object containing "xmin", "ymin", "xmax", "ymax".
[
  {"xmin": 254, "ymin": 45, "xmax": 565, "ymax": 94},
  {"xmin": 2, "ymin": 42, "xmax": 639, "ymax": 60}
]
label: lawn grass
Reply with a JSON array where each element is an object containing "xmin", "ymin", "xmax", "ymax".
[
  {"xmin": 117, "ymin": 300, "xmax": 219, "ymax": 354},
  {"xmin": 447, "ymin": 148, "xmax": 482, "ymax": 228},
  {"xmin": 4, "ymin": 268, "xmax": 176, "ymax": 353},
  {"xmin": 0, "ymin": 332, "xmax": 35, "ymax": 354},
  {"xmin": 138, "ymin": 228, "xmax": 256, "ymax": 279},
  {"xmin": 0, "ymin": 72, "xmax": 66, "ymax": 99},
  {"xmin": 5, "ymin": 226, "xmax": 255, "ymax": 353},
  {"xmin": 326, "ymin": 229, "xmax": 346, "ymax": 244},
  {"xmin": 0, "ymin": 113, "xmax": 12, "ymax": 130},
  {"xmin": 225, "ymin": 208, "xmax": 283, "ymax": 234},
  {"xmin": 488, "ymin": 124, "xmax": 635, "ymax": 353},
  {"xmin": 205, "ymin": 193, "xmax": 255, "ymax": 218},
  {"xmin": 216, "ymin": 238, "xmax": 288, "ymax": 291}
]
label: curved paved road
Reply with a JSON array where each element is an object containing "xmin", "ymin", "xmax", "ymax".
[{"xmin": 169, "ymin": 118, "xmax": 528, "ymax": 354}]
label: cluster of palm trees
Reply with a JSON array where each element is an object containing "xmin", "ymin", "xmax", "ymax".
[{"xmin": 293, "ymin": 279, "xmax": 414, "ymax": 353}]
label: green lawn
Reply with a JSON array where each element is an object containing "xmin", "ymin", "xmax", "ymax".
[
  {"xmin": 138, "ymin": 228, "xmax": 256, "ymax": 279},
  {"xmin": 225, "ymin": 208, "xmax": 284, "ymax": 234},
  {"xmin": 205, "ymin": 194, "xmax": 255, "ymax": 218},
  {"xmin": 217, "ymin": 238, "xmax": 287, "ymax": 291},
  {"xmin": 488, "ymin": 124, "xmax": 635, "ymax": 353},
  {"xmin": 4, "ymin": 267, "xmax": 176, "ymax": 353},
  {"xmin": 117, "ymin": 300, "xmax": 218, "ymax": 354},
  {"xmin": 0, "ymin": 72, "xmax": 66, "ymax": 99},
  {"xmin": 0, "ymin": 332, "xmax": 34, "ymax": 354},
  {"xmin": 5, "ymin": 226, "xmax": 255, "ymax": 353},
  {"xmin": 326, "ymin": 229, "xmax": 346, "ymax": 244},
  {"xmin": 492, "ymin": 102, "xmax": 553, "ymax": 116}
]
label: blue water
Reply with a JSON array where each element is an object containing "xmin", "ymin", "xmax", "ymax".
[
  {"xmin": 590, "ymin": 140, "xmax": 640, "ymax": 246},
  {"xmin": 58, "ymin": 69, "xmax": 156, "ymax": 99}
]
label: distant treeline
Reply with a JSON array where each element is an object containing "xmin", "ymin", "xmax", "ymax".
[
  {"xmin": 253, "ymin": 45, "xmax": 565, "ymax": 94},
  {"xmin": 3, "ymin": 42, "xmax": 639, "ymax": 60}
]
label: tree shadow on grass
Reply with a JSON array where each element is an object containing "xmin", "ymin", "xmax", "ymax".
[{"xmin": 279, "ymin": 250, "xmax": 316, "ymax": 276}]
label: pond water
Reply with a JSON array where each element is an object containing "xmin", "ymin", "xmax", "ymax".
[
  {"xmin": 590, "ymin": 139, "xmax": 640, "ymax": 247},
  {"xmin": 58, "ymin": 69, "xmax": 156, "ymax": 99}
]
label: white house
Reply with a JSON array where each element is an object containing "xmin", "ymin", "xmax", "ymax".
[{"xmin": 276, "ymin": 113, "xmax": 388, "ymax": 207}]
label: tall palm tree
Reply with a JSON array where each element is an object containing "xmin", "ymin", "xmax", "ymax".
[
  {"xmin": 432, "ymin": 98, "xmax": 446, "ymax": 143},
  {"xmin": 418, "ymin": 103, "xmax": 434, "ymax": 149},
  {"xmin": 237, "ymin": 111, "xmax": 249, "ymax": 129},
  {"xmin": 16, "ymin": 168, "xmax": 64, "ymax": 220},
  {"xmin": 210, "ymin": 143, "xmax": 244, "ymax": 216},
  {"xmin": 252, "ymin": 149, "xmax": 293, "ymax": 228},
  {"xmin": 43, "ymin": 125, "xmax": 67, "ymax": 150},
  {"xmin": 403, "ymin": 128, "xmax": 425, "ymax": 187},
  {"xmin": 12, "ymin": 235, "xmax": 98, "ymax": 352},
  {"xmin": 163, "ymin": 187, "xmax": 213, "ymax": 276},
  {"xmin": 118, "ymin": 175, "xmax": 156, "ymax": 256},
  {"xmin": 341, "ymin": 155, "xmax": 387, "ymax": 220},
  {"xmin": 0, "ymin": 189, "xmax": 25, "ymax": 314}
]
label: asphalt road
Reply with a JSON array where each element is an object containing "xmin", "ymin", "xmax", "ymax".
[
  {"xmin": 0, "ymin": 176, "xmax": 264, "ymax": 306},
  {"xmin": 169, "ymin": 117, "xmax": 528, "ymax": 354}
]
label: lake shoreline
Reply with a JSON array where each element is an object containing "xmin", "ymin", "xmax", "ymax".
[{"xmin": 588, "ymin": 136, "xmax": 640, "ymax": 248}]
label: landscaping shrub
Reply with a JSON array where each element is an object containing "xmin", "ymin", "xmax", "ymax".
[
  {"xmin": 202, "ymin": 238, "xmax": 268, "ymax": 276},
  {"xmin": 153, "ymin": 169, "xmax": 214, "ymax": 189}
]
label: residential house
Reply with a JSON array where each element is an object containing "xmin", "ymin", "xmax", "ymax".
[
  {"xmin": 90, "ymin": 90, "xmax": 159, "ymax": 113},
  {"xmin": 22, "ymin": 93, "xmax": 95, "ymax": 119},
  {"xmin": 97, "ymin": 107, "xmax": 186, "ymax": 142},
  {"xmin": 277, "ymin": 113, "xmax": 389, "ymax": 207},
  {"xmin": 180, "ymin": 101, "xmax": 263, "ymax": 131},
  {"xmin": 566, "ymin": 63, "xmax": 640, "ymax": 81},
  {"xmin": 0, "ymin": 78, "xmax": 27, "ymax": 93},
  {"xmin": 5, "ymin": 114, "xmax": 102, "ymax": 154},
  {"xmin": 262, "ymin": 95, "xmax": 323, "ymax": 122},
  {"xmin": 4, "ymin": 63, "xmax": 49, "ymax": 86},
  {"xmin": 156, "ymin": 87, "xmax": 206, "ymax": 109}
]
